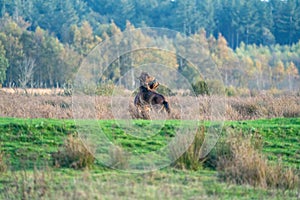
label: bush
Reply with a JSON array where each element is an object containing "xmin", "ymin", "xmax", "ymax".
[
  {"xmin": 206, "ymin": 80, "xmax": 225, "ymax": 95},
  {"xmin": 52, "ymin": 134, "xmax": 95, "ymax": 169},
  {"xmin": 225, "ymin": 86, "xmax": 237, "ymax": 96},
  {"xmin": 192, "ymin": 80, "xmax": 226, "ymax": 96},
  {"xmin": 156, "ymin": 84, "xmax": 176, "ymax": 96},
  {"xmin": 96, "ymin": 84, "xmax": 115, "ymax": 96},
  {"xmin": 192, "ymin": 80, "xmax": 209, "ymax": 96}
]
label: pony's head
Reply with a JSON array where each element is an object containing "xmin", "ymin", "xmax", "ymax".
[{"xmin": 138, "ymin": 72, "xmax": 159, "ymax": 90}]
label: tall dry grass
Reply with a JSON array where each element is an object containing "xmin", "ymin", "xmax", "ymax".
[
  {"xmin": 216, "ymin": 130, "xmax": 299, "ymax": 190},
  {"xmin": 170, "ymin": 126, "xmax": 300, "ymax": 190},
  {"xmin": 1, "ymin": 91, "xmax": 299, "ymax": 120},
  {"xmin": 52, "ymin": 134, "xmax": 95, "ymax": 169},
  {"xmin": 3, "ymin": 167, "xmax": 52, "ymax": 199},
  {"xmin": 108, "ymin": 145, "xmax": 129, "ymax": 170},
  {"xmin": 171, "ymin": 126, "xmax": 206, "ymax": 170},
  {"xmin": 225, "ymin": 94, "xmax": 300, "ymax": 120},
  {"xmin": 0, "ymin": 145, "xmax": 7, "ymax": 174}
]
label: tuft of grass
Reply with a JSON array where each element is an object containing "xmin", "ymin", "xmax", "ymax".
[
  {"xmin": 0, "ymin": 146, "xmax": 7, "ymax": 173},
  {"xmin": 216, "ymin": 130, "xmax": 299, "ymax": 190},
  {"xmin": 266, "ymin": 160, "xmax": 299, "ymax": 190},
  {"xmin": 171, "ymin": 126, "xmax": 206, "ymax": 170},
  {"xmin": 128, "ymin": 103, "xmax": 150, "ymax": 120},
  {"xmin": 52, "ymin": 134, "xmax": 95, "ymax": 169},
  {"xmin": 108, "ymin": 145, "xmax": 129, "ymax": 170}
]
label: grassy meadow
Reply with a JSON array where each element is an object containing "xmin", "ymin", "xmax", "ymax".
[
  {"xmin": 0, "ymin": 115, "xmax": 299, "ymax": 199},
  {"xmin": 0, "ymin": 90, "xmax": 299, "ymax": 199}
]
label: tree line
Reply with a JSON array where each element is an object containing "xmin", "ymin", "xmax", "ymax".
[
  {"xmin": 0, "ymin": 15, "xmax": 299, "ymax": 91},
  {"xmin": 1, "ymin": 0, "xmax": 300, "ymax": 48},
  {"xmin": 0, "ymin": 0, "xmax": 299, "ymax": 90}
]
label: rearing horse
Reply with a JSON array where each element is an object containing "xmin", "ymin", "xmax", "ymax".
[{"xmin": 134, "ymin": 72, "xmax": 171, "ymax": 119}]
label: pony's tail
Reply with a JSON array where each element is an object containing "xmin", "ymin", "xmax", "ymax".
[{"xmin": 163, "ymin": 101, "xmax": 171, "ymax": 114}]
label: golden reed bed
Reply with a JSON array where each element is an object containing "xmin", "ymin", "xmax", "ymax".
[{"xmin": 1, "ymin": 89, "xmax": 299, "ymax": 120}]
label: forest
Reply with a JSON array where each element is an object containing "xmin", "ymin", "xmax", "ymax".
[{"xmin": 0, "ymin": 0, "xmax": 299, "ymax": 90}]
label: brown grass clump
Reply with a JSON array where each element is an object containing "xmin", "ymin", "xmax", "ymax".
[
  {"xmin": 217, "ymin": 131, "xmax": 299, "ymax": 190},
  {"xmin": 0, "ymin": 146, "xmax": 7, "ymax": 173},
  {"xmin": 217, "ymin": 131, "xmax": 268, "ymax": 187},
  {"xmin": 52, "ymin": 134, "xmax": 95, "ymax": 169},
  {"xmin": 108, "ymin": 145, "xmax": 129, "ymax": 170},
  {"xmin": 128, "ymin": 103, "xmax": 150, "ymax": 120},
  {"xmin": 3, "ymin": 168, "xmax": 51, "ymax": 199},
  {"xmin": 266, "ymin": 161, "xmax": 300, "ymax": 190},
  {"xmin": 171, "ymin": 126, "xmax": 206, "ymax": 170}
]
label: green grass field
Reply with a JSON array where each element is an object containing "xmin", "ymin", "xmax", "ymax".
[{"xmin": 0, "ymin": 117, "xmax": 299, "ymax": 199}]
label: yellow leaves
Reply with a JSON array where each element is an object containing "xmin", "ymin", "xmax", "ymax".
[
  {"xmin": 274, "ymin": 61, "xmax": 285, "ymax": 75},
  {"xmin": 131, "ymin": 49, "xmax": 178, "ymax": 70},
  {"xmin": 255, "ymin": 60, "xmax": 262, "ymax": 72},
  {"xmin": 101, "ymin": 32, "xmax": 110, "ymax": 41},
  {"xmin": 286, "ymin": 62, "xmax": 299, "ymax": 77},
  {"xmin": 69, "ymin": 21, "xmax": 102, "ymax": 55},
  {"xmin": 217, "ymin": 33, "xmax": 228, "ymax": 48},
  {"xmin": 244, "ymin": 56, "xmax": 254, "ymax": 67},
  {"xmin": 244, "ymin": 56, "xmax": 255, "ymax": 76},
  {"xmin": 35, "ymin": 26, "xmax": 45, "ymax": 42},
  {"xmin": 216, "ymin": 33, "xmax": 235, "ymax": 63},
  {"xmin": 272, "ymin": 61, "xmax": 285, "ymax": 81},
  {"xmin": 80, "ymin": 21, "xmax": 93, "ymax": 40},
  {"xmin": 125, "ymin": 20, "xmax": 135, "ymax": 31},
  {"xmin": 110, "ymin": 21, "xmax": 122, "ymax": 35},
  {"xmin": 192, "ymin": 28, "xmax": 208, "ymax": 49}
]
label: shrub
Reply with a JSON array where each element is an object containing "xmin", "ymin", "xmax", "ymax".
[
  {"xmin": 156, "ymin": 84, "xmax": 176, "ymax": 96},
  {"xmin": 225, "ymin": 86, "xmax": 237, "ymax": 96},
  {"xmin": 96, "ymin": 83, "xmax": 115, "ymax": 96},
  {"xmin": 63, "ymin": 88, "xmax": 72, "ymax": 96},
  {"xmin": 192, "ymin": 80, "xmax": 209, "ymax": 96},
  {"xmin": 95, "ymin": 83, "xmax": 127, "ymax": 96},
  {"xmin": 52, "ymin": 134, "xmax": 95, "ymax": 169},
  {"xmin": 207, "ymin": 80, "xmax": 225, "ymax": 95}
]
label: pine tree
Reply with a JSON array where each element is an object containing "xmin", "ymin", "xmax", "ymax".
[
  {"xmin": 272, "ymin": 0, "xmax": 300, "ymax": 45},
  {"xmin": 175, "ymin": 0, "xmax": 199, "ymax": 35}
]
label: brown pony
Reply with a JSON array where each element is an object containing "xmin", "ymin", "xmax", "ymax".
[{"xmin": 134, "ymin": 72, "xmax": 170, "ymax": 119}]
